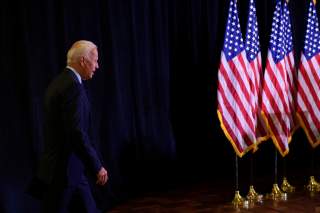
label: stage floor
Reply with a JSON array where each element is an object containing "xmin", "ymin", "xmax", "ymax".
[{"xmin": 108, "ymin": 180, "xmax": 320, "ymax": 212}]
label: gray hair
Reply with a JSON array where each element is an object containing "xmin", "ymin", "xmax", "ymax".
[{"xmin": 67, "ymin": 40, "xmax": 97, "ymax": 65}]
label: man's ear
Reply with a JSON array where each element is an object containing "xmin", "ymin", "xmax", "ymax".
[{"xmin": 80, "ymin": 57, "xmax": 85, "ymax": 67}]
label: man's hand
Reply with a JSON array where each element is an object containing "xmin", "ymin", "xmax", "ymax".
[{"xmin": 96, "ymin": 167, "xmax": 108, "ymax": 186}]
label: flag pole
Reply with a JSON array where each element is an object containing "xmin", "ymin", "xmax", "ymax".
[
  {"xmin": 307, "ymin": 148, "xmax": 320, "ymax": 193},
  {"xmin": 246, "ymin": 153, "xmax": 262, "ymax": 202},
  {"xmin": 250, "ymin": 154, "xmax": 254, "ymax": 185},
  {"xmin": 236, "ymin": 154, "xmax": 239, "ymax": 190},
  {"xmin": 275, "ymin": 148, "xmax": 278, "ymax": 184},
  {"xmin": 283, "ymin": 156, "xmax": 286, "ymax": 178},
  {"xmin": 281, "ymin": 155, "xmax": 295, "ymax": 192},
  {"xmin": 311, "ymin": 148, "xmax": 314, "ymax": 176},
  {"xmin": 232, "ymin": 154, "xmax": 244, "ymax": 207},
  {"xmin": 267, "ymin": 148, "xmax": 285, "ymax": 200}
]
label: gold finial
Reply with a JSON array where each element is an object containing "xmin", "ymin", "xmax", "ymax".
[{"xmin": 314, "ymin": 0, "xmax": 317, "ymax": 5}]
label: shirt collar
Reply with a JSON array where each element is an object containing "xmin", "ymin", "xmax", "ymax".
[{"xmin": 66, "ymin": 65, "xmax": 82, "ymax": 84}]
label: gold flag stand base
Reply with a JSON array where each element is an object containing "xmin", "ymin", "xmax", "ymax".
[
  {"xmin": 232, "ymin": 190, "xmax": 244, "ymax": 207},
  {"xmin": 306, "ymin": 176, "xmax": 320, "ymax": 192},
  {"xmin": 246, "ymin": 185, "xmax": 263, "ymax": 203},
  {"xmin": 281, "ymin": 177, "xmax": 295, "ymax": 193},
  {"xmin": 266, "ymin": 184, "xmax": 287, "ymax": 201}
]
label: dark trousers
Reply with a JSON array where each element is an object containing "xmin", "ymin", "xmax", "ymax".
[{"xmin": 41, "ymin": 179, "xmax": 99, "ymax": 213}]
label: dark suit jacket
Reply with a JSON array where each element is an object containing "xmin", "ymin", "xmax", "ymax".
[{"xmin": 37, "ymin": 68, "xmax": 102, "ymax": 188}]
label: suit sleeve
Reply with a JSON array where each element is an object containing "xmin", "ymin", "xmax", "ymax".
[{"xmin": 62, "ymin": 83, "xmax": 102, "ymax": 175}]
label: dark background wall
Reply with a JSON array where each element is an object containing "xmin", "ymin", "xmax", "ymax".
[{"xmin": 0, "ymin": 0, "xmax": 318, "ymax": 212}]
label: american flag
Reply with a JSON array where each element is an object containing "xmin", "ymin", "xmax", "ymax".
[
  {"xmin": 217, "ymin": 0, "xmax": 256, "ymax": 157},
  {"xmin": 297, "ymin": 0, "xmax": 320, "ymax": 147},
  {"xmin": 283, "ymin": 0, "xmax": 297, "ymax": 134},
  {"xmin": 261, "ymin": 0, "xmax": 291, "ymax": 156},
  {"xmin": 244, "ymin": 0, "xmax": 268, "ymax": 144}
]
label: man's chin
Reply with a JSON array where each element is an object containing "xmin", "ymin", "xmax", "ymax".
[{"xmin": 86, "ymin": 73, "xmax": 95, "ymax": 79}]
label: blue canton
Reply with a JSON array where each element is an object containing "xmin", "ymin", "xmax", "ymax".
[
  {"xmin": 269, "ymin": 0, "xmax": 285, "ymax": 63},
  {"xmin": 283, "ymin": 1, "xmax": 294, "ymax": 55},
  {"xmin": 223, "ymin": 0, "xmax": 244, "ymax": 61},
  {"xmin": 245, "ymin": 0, "xmax": 260, "ymax": 62},
  {"xmin": 304, "ymin": 1, "xmax": 320, "ymax": 60}
]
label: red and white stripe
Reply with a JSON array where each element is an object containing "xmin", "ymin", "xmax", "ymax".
[
  {"xmin": 261, "ymin": 50, "xmax": 291, "ymax": 156},
  {"xmin": 297, "ymin": 53, "xmax": 320, "ymax": 147},
  {"xmin": 247, "ymin": 52, "xmax": 268, "ymax": 142},
  {"xmin": 218, "ymin": 51, "xmax": 256, "ymax": 156},
  {"xmin": 285, "ymin": 51, "xmax": 297, "ymax": 133}
]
